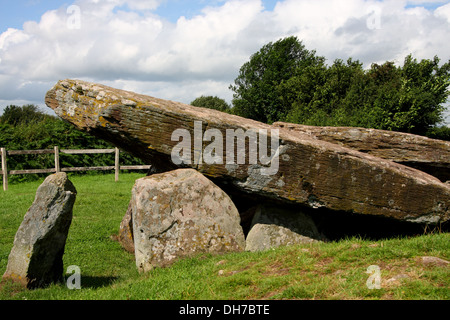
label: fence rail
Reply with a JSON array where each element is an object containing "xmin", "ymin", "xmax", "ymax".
[{"xmin": 0, "ymin": 147, "xmax": 151, "ymax": 191}]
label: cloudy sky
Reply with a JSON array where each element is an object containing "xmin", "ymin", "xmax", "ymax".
[{"xmin": 0, "ymin": 0, "xmax": 449, "ymax": 123}]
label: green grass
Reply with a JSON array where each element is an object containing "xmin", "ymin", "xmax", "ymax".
[{"xmin": 0, "ymin": 174, "xmax": 449, "ymax": 300}]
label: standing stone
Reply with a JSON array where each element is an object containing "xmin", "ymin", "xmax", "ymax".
[
  {"xmin": 2, "ymin": 173, "xmax": 77, "ymax": 289},
  {"xmin": 131, "ymin": 169, "xmax": 245, "ymax": 272},
  {"xmin": 245, "ymin": 205, "xmax": 322, "ymax": 252}
]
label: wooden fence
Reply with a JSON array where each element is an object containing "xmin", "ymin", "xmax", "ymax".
[{"xmin": 0, "ymin": 147, "xmax": 151, "ymax": 191}]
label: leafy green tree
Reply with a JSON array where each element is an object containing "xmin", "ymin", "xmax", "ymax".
[
  {"xmin": 282, "ymin": 58, "xmax": 367, "ymax": 127},
  {"xmin": 282, "ymin": 54, "xmax": 449, "ymax": 135},
  {"xmin": 427, "ymin": 125, "xmax": 450, "ymax": 140},
  {"xmin": 337, "ymin": 61, "xmax": 401, "ymax": 129},
  {"xmin": 231, "ymin": 37, "xmax": 449, "ymax": 137},
  {"xmin": 392, "ymin": 55, "xmax": 449, "ymax": 134},
  {"xmin": 230, "ymin": 36, "xmax": 324, "ymax": 124},
  {"xmin": 344, "ymin": 56, "xmax": 450, "ymax": 135},
  {"xmin": 190, "ymin": 96, "xmax": 230, "ymax": 112},
  {"xmin": 276, "ymin": 57, "xmax": 328, "ymax": 123},
  {"xmin": 0, "ymin": 104, "xmax": 51, "ymax": 126}
]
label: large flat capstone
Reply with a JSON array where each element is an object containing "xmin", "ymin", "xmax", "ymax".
[
  {"xmin": 45, "ymin": 79, "xmax": 450, "ymax": 224},
  {"xmin": 274, "ymin": 122, "xmax": 450, "ymax": 182}
]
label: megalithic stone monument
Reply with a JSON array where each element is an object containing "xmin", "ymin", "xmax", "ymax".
[{"xmin": 45, "ymin": 79, "xmax": 449, "ymax": 225}]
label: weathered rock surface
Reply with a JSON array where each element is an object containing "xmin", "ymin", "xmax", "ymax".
[
  {"xmin": 245, "ymin": 205, "xmax": 321, "ymax": 252},
  {"xmin": 2, "ymin": 173, "xmax": 77, "ymax": 289},
  {"xmin": 274, "ymin": 122, "xmax": 450, "ymax": 182},
  {"xmin": 45, "ymin": 79, "xmax": 450, "ymax": 224},
  {"xmin": 131, "ymin": 169, "xmax": 245, "ymax": 272},
  {"xmin": 118, "ymin": 203, "xmax": 134, "ymax": 254},
  {"xmin": 246, "ymin": 224, "xmax": 317, "ymax": 252},
  {"xmin": 418, "ymin": 256, "xmax": 450, "ymax": 267}
]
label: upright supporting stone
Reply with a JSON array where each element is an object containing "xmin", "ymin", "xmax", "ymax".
[
  {"xmin": 2, "ymin": 172, "xmax": 77, "ymax": 289},
  {"xmin": 245, "ymin": 205, "xmax": 322, "ymax": 252},
  {"xmin": 132, "ymin": 169, "xmax": 245, "ymax": 272}
]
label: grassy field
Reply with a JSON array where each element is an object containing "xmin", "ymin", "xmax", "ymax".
[{"xmin": 0, "ymin": 173, "xmax": 449, "ymax": 300}]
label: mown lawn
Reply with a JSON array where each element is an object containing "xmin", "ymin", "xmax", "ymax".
[{"xmin": 0, "ymin": 173, "xmax": 449, "ymax": 300}]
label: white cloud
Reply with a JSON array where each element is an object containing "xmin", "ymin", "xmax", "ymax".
[
  {"xmin": 269, "ymin": 0, "xmax": 450, "ymax": 66},
  {"xmin": 0, "ymin": 0, "xmax": 449, "ymax": 117},
  {"xmin": 435, "ymin": 2, "xmax": 450, "ymax": 21},
  {"xmin": 0, "ymin": 28, "xmax": 31, "ymax": 51}
]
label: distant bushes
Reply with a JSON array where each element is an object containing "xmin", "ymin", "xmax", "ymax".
[
  {"xmin": 190, "ymin": 96, "xmax": 231, "ymax": 113},
  {"xmin": 426, "ymin": 126, "xmax": 450, "ymax": 141},
  {"xmin": 0, "ymin": 105, "xmax": 145, "ymax": 183}
]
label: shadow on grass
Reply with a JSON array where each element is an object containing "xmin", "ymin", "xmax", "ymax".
[{"xmin": 67, "ymin": 276, "xmax": 119, "ymax": 289}]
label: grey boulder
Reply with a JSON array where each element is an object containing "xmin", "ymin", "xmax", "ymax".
[
  {"xmin": 131, "ymin": 169, "xmax": 245, "ymax": 272},
  {"xmin": 245, "ymin": 205, "xmax": 322, "ymax": 252},
  {"xmin": 2, "ymin": 173, "xmax": 77, "ymax": 289}
]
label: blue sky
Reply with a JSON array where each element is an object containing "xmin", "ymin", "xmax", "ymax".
[
  {"xmin": 0, "ymin": 0, "xmax": 449, "ymax": 123},
  {"xmin": 0, "ymin": 0, "xmax": 66, "ymax": 32},
  {"xmin": 154, "ymin": 0, "xmax": 278, "ymax": 22},
  {"xmin": 405, "ymin": 0, "xmax": 450, "ymax": 9}
]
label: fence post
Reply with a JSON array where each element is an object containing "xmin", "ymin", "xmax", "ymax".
[
  {"xmin": 115, "ymin": 147, "xmax": 120, "ymax": 182},
  {"xmin": 1, "ymin": 148, "xmax": 8, "ymax": 191},
  {"xmin": 54, "ymin": 146, "xmax": 60, "ymax": 173}
]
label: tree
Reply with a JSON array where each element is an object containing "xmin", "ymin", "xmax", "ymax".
[
  {"xmin": 230, "ymin": 37, "xmax": 449, "ymax": 137},
  {"xmin": 279, "ymin": 53, "xmax": 449, "ymax": 135},
  {"xmin": 392, "ymin": 55, "xmax": 449, "ymax": 135},
  {"xmin": 345, "ymin": 56, "xmax": 450, "ymax": 135},
  {"xmin": 190, "ymin": 96, "xmax": 230, "ymax": 112},
  {"xmin": 283, "ymin": 58, "xmax": 366, "ymax": 127},
  {"xmin": 230, "ymin": 36, "xmax": 324, "ymax": 124},
  {"xmin": 0, "ymin": 104, "xmax": 51, "ymax": 126}
]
